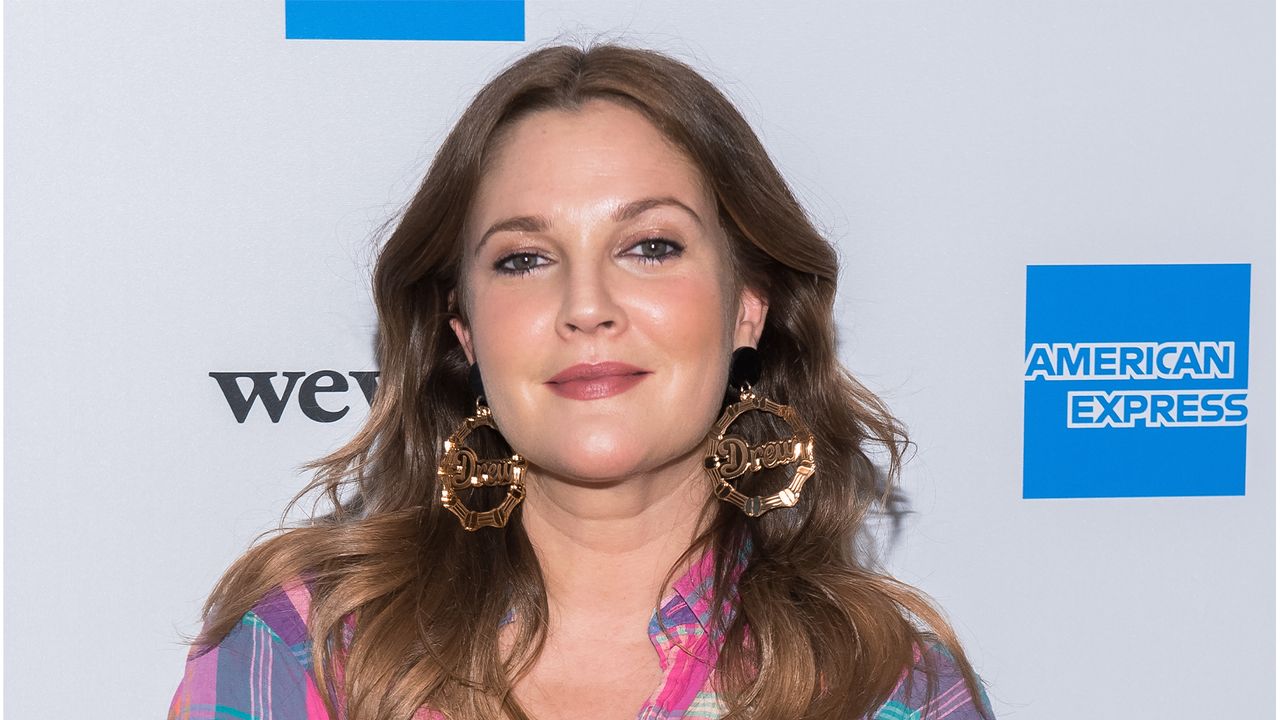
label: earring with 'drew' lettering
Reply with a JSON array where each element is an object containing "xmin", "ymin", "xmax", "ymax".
[
  {"xmin": 438, "ymin": 364, "xmax": 528, "ymax": 531},
  {"xmin": 702, "ymin": 346, "xmax": 817, "ymax": 517}
]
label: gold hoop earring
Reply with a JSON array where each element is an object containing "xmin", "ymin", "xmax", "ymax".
[
  {"xmin": 438, "ymin": 364, "xmax": 527, "ymax": 531},
  {"xmin": 702, "ymin": 347, "xmax": 816, "ymax": 517}
]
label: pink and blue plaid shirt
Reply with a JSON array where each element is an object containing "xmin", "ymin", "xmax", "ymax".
[{"xmin": 169, "ymin": 548, "xmax": 993, "ymax": 719}]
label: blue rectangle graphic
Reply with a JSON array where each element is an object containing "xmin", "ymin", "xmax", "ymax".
[
  {"xmin": 286, "ymin": 1, "xmax": 524, "ymax": 41},
  {"xmin": 1022, "ymin": 263, "xmax": 1252, "ymax": 499}
]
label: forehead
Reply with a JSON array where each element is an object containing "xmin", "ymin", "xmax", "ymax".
[{"xmin": 469, "ymin": 99, "xmax": 714, "ymax": 229}]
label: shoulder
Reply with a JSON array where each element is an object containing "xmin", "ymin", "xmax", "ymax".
[
  {"xmin": 870, "ymin": 639, "xmax": 995, "ymax": 720},
  {"xmin": 168, "ymin": 576, "xmax": 330, "ymax": 719},
  {"xmin": 207, "ymin": 575, "xmax": 320, "ymax": 668},
  {"xmin": 247, "ymin": 575, "xmax": 320, "ymax": 653}
]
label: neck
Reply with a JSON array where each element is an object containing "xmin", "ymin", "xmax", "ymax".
[{"xmin": 519, "ymin": 451, "xmax": 711, "ymax": 626}]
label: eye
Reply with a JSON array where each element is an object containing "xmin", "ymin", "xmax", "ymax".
[
  {"xmin": 494, "ymin": 252, "xmax": 549, "ymax": 276},
  {"xmin": 624, "ymin": 238, "xmax": 685, "ymax": 263}
]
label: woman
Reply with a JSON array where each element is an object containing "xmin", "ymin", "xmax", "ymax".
[{"xmin": 169, "ymin": 43, "xmax": 994, "ymax": 720}]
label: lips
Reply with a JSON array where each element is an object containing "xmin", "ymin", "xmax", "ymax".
[{"xmin": 545, "ymin": 362, "xmax": 652, "ymax": 401}]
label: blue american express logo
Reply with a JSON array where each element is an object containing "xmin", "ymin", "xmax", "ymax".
[{"xmin": 1022, "ymin": 264, "xmax": 1250, "ymax": 498}]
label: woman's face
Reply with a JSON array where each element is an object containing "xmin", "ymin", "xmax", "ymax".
[{"xmin": 451, "ymin": 99, "xmax": 767, "ymax": 482}]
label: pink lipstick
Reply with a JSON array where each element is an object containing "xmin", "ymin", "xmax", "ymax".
[{"xmin": 545, "ymin": 362, "xmax": 652, "ymax": 401}]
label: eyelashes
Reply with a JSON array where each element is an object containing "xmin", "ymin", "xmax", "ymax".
[
  {"xmin": 494, "ymin": 252, "xmax": 546, "ymax": 275},
  {"xmin": 626, "ymin": 238, "xmax": 684, "ymax": 262},
  {"xmin": 492, "ymin": 238, "xmax": 685, "ymax": 277}
]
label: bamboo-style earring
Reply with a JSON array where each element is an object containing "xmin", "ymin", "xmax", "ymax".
[
  {"xmin": 437, "ymin": 364, "xmax": 528, "ymax": 531},
  {"xmin": 702, "ymin": 347, "xmax": 817, "ymax": 517}
]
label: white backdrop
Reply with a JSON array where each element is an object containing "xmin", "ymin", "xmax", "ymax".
[{"xmin": 5, "ymin": 2, "xmax": 1275, "ymax": 718}]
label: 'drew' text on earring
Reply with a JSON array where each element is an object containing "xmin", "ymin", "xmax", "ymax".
[
  {"xmin": 438, "ymin": 404, "xmax": 528, "ymax": 531},
  {"xmin": 703, "ymin": 386, "xmax": 817, "ymax": 517}
]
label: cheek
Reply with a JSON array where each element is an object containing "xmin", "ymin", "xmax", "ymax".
[
  {"xmin": 463, "ymin": 284, "xmax": 557, "ymax": 398},
  {"xmin": 640, "ymin": 272, "xmax": 732, "ymax": 330},
  {"xmin": 630, "ymin": 274, "xmax": 737, "ymax": 414},
  {"xmin": 632, "ymin": 275, "xmax": 734, "ymax": 344}
]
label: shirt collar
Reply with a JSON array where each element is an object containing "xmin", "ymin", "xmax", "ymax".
[{"xmin": 647, "ymin": 539, "xmax": 750, "ymax": 668}]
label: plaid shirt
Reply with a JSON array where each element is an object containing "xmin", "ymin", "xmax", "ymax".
[{"xmin": 169, "ymin": 548, "xmax": 993, "ymax": 719}]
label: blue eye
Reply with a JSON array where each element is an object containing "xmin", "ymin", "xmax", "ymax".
[
  {"xmin": 626, "ymin": 238, "xmax": 684, "ymax": 263},
  {"xmin": 494, "ymin": 252, "xmax": 548, "ymax": 276}
]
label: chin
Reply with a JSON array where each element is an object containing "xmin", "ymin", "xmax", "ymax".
[
  {"xmin": 541, "ymin": 447, "xmax": 650, "ymax": 483},
  {"xmin": 522, "ymin": 430, "xmax": 678, "ymax": 483}
]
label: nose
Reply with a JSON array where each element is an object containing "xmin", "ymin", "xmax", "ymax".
[{"xmin": 556, "ymin": 261, "xmax": 626, "ymax": 338}]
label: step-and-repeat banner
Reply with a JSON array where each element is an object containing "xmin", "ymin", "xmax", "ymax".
[{"xmin": 6, "ymin": 2, "xmax": 1274, "ymax": 718}]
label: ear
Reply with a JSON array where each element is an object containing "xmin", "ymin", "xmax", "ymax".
[
  {"xmin": 449, "ymin": 317, "xmax": 475, "ymax": 365},
  {"xmin": 731, "ymin": 285, "xmax": 769, "ymax": 349}
]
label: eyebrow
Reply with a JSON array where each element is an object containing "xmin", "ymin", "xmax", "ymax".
[
  {"xmin": 615, "ymin": 196, "xmax": 704, "ymax": 226},
  {"xmin": 474, "ymin": 196, "xmax": 704, "ymax": 255}
]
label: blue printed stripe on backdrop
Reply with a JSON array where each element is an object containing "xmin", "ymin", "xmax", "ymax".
[{"xmin": 285, "ymin": 1, "xmax": 524, "ymax": 41}]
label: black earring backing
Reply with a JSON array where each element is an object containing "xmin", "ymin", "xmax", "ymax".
[
  {"xmin": 728, "ymin": 346, "xmax": 762, "ymax": 391},
  {"xmin": 468, "ymin": 363, "xmax": 486, "ymax": 404}
]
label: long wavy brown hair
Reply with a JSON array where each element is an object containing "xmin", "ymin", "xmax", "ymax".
[{"xmin": 193, "ymin": 43, "xmax": 991, "ymax": 720}]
